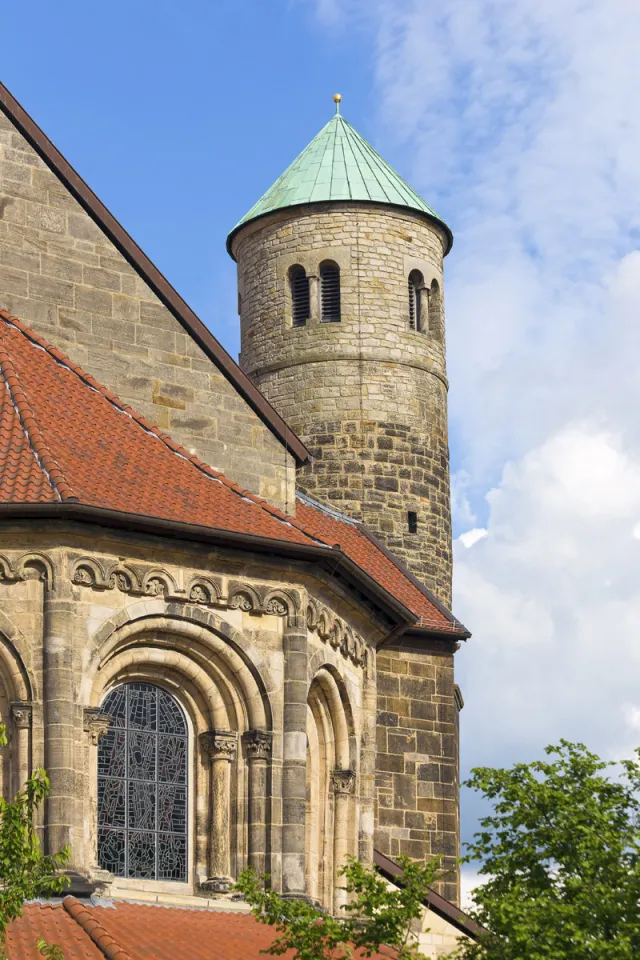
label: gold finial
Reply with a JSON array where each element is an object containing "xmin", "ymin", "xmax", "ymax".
[{"xmin": 333, "ymin": 93, "xmax": 342, "ymax": 114}]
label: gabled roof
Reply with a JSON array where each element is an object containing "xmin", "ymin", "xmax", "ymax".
[
  {"xmin": 0, "ymin": 82, "xmax": 310, "ymax": 467},
  {"xmin": 228, "ymin": 109, "xmax": 453, "ymax": 256},
  {"xmin": 0, "ymin": 307, "xmax": 466, "ymax": 637}
]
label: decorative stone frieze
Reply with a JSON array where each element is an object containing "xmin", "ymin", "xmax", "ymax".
[
  {"xmin": 306, "ymin": 600, "xmax": 366, "ymax": 667},
  {"xmin": 83, "ymin": 708, "xmax": 112, "ymax": 745},
  {"xmin": 70, "ymin": 557, "xmax": 299, "ymax": 620},
  {"xmin": 0, "ymin": 552, "xmax": 53, "ymax": 584},
  {"xmin": 243, "ymin": 730, "xmax": 273, "ymax": 761},
  {"xmin": 331, "ymin": 769, "xmax": 356, "ymax": 795}
]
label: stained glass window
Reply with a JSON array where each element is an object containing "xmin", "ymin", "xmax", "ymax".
[{"xmin": 98, "ymin": 683, "xmax": 188, "ymax": 882}]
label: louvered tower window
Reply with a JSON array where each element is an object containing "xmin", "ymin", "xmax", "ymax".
[
  {"xmin": 289, "ymin": 265, "xmax": 310, "ymax": 327},
  {"xmin": 320, "ymin": 261, "xmax": 341, "ymax": 322},
  {"xmin": 408, "ymin": 270, "xmax": 424, "ymax": 331}
]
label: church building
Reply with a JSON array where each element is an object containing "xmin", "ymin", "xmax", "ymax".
[{"xmin": 0, "ymin": 83, "xmax": 477, "ymax": 957}]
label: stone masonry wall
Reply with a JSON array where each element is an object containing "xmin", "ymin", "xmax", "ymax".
[
  {"xmin": 234, "ymin": 204, "xmax": 452, "ymax": 606},
  {"xmin": 376, "ymin": 643, "xmax": 459, "ymax": 904},
  {"xmin": 0, "ymin": 108, "xmax": 295, "ymax": 512}
]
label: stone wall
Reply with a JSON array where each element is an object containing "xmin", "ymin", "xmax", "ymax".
[
  {"xmin": 234, "ymin": 203, "xmax": 452, "ymax": 606},
  {"xmin": 375, "ymin": 642, "xmax": 460, "ymax": 904},
  {"xmin": 0, "ymin": 108, "xmax": 295, "ymax": 512}
]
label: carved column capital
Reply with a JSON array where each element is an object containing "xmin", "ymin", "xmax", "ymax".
[
  {"xmin": 243, "ymin": 729, "xmax": 272, "ymax": 761},
  {"xmin": 332, "ymin": 768, "xmax": 356, "ymax": 795},
  {"xmin": 200, "ymin": 730, "xmax": 237, "ymax": 762},
  {"xmin": 10, "ymin": 701, "xmax": 32, "ymax": 729},
  {"xmin": 83, "ymin": 707, "xmax": 112, "ymax": 745}
]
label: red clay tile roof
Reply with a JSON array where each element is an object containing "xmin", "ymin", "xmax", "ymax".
[
  {"xmin": 0, "ymin": 307, "xmax": 465, "ymax": 635},
  {"xmin": 295, "ymin": 495, "xmax": 464, "ymax": 634},
  {"xmin": 7, "ymin": 899, "xmax": 397, "ymax": 960}
]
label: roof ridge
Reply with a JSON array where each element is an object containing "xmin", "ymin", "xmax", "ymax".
[
  {"xmin": 0, "ymin": 318, "xmax": 76, "ymax": 502},
  {"xmin": 0, "ymin": 308, "xmax": 322, "ymax": 544},
  {"xmin": 63, "ymin": 896, "xmax": 131, "ymax": 960}
]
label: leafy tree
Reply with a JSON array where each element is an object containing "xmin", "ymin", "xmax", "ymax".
[
  {"xmin": 0, "ymin": 724, "xmax": 70, "ymax": 958},
  {"xmin": 237, "ymin": 854, "xmax": 443, "ymax": 960},
  {"xmin": 455, "ymin": 740, "xmax": 640, "ymax": 960}
]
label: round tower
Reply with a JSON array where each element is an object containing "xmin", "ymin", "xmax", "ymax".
[{"xmin": 229, "ymin": 98, "xmax": 453, "ymax": 606}]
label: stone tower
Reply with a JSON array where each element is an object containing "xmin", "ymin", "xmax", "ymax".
[
  {"xmin": 229, "ymin": 99, "xmax": 461, "ymax": 902},
  {"xmin": 229, "ymin": 99, "xmax": 453, "ymax": 606}
]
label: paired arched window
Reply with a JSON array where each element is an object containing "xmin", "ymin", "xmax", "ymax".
[
  {"xmin": 320, "ymin": 261, "xmax": 341, "ymax": 322},
  {"xmin": 98, "ymin": 683, "xmax": 188, "ymax": 882},
  {"xmin": 408, "ymin": 270, "xmax": 424, "ymax": 331},
  {"xmin": 289, "ymin": 265, "xmax": 310, "ymax": 327}
]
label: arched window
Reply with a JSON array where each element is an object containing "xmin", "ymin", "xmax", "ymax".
[
  {"xmin": 320, "ymin": 261, "xmax": 341, "ymax": 322},
  {"xmin": 98, "ymin": 682, "xmax": 188, "ymax": 882},
  {"xmin": 408, "ymin": 270, "xmax": 424, "ymax": 331},
  {"xmin": 289, "ymin": 265, "xmax": 310, "ymax": 327}
]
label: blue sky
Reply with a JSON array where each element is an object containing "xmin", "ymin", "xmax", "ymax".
[{"xmin": 6, "ymin": 0, "xmax": 640, "ymax": 903}]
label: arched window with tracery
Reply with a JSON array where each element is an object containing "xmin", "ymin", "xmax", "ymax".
[
  {"xmin": 408, "ymin": 269, "xmax": 424, "ymax": 331},
  {"xmin": 98, "ymin": 682, "xmax": 188, "ymax": 882},
  {"xmin": 289, "ymin": 265, "xmax": 310, "ymax": 327},
  {"xmin": 320, "ymin": 261, "xmax": 341, "ymax": 322}
]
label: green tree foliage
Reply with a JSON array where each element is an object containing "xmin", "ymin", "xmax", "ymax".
[
  {"xmin": 236, "ymin": 855, "xmax": 442, "ymax": 960},
  {"xmin": 0, "ymin": 725, "xmax": 69, "ymax": 958},
  {"xmin": 455, "ymin": 740, "xmax": 640, "ymax": 960}
]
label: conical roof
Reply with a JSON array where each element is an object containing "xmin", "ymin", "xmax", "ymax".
[{"xmin": 227, "ymin": 109, "xmax": 453, "ymax": 256}]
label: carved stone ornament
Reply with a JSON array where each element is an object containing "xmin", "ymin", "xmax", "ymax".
[
  {"xmin": 265, "ymin": 597, "xmax": 287, "ymax": 616},
  {"xmin": 73, "ymin": 566, "xmax": 95, "ymax": 586},
  {"xmin": 243, "ymin": 729, "xmax": 272, "ymax": 761},
  {"xmin": 190, "ymin": 584, "xmax": 210, "ymax": 603},
  {"xmin": 200, "ymin": 730, "xmax": 237, "ymax": 762},
  {"xmin": 306, "ymin": 601, "xmax": 366, "ymax": 667},
  {"xmin": 332, "ymin": 768, "xmax": 356, "ymax": 795},
  {"xmin": 145, "ymin": 577, "xmax": 166, "ymax": 596},
  {"xmin": 229, "ymin": 592, "xmax": 253, "ymax": 612},
  {"xmin": 10, "ymin": 702, "xmax": 32, "ymax": 729},
  {"xmin": 83, "ymin": 708, "xmax": 112, "ymax": 745}
]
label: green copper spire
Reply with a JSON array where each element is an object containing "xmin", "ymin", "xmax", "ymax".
[{"xmin": 227, "ymin": 97, "xmax": 452, "ymax": 256}]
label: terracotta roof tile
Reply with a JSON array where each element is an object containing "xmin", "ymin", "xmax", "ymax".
[
  {"xmin": 294, "ymin": 494, "xmax": 463, "ymax": 633},
  {"xmin": 0, "ymin": 307, "xmax": 465, "ymax": 634},
  {"xmin": 7, "ymin": 900, "xmax": 397, "ymax": 960}
]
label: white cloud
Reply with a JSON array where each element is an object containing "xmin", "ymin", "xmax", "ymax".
[
  {"xmin": 458, "ymin": 528, "xmax": 488, "ymax": 549},
  {"xmin": 454, "ymin": 424, "xmax": 640, "ymax": 760},
  {"xmin": 460, "ymin": 867, "xmax": 485, "ymax": 911}
]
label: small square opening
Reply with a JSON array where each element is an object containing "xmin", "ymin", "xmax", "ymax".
[{"xmin": 407, "ymin": 511, "xmax": 418, "ymax": 534}]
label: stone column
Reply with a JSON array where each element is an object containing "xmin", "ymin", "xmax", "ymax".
[
  {"xmin": 308, "ymin": 274, "xmax": 320, "ymax": 324},
  {"xmin": 43, "ymin": 577, "xmax": 76, "ymax": 857},
  {"xmin": 358, "ymin": 649, "xmax": 376, "ymax": 866},
  {"xmin": 332, "ymin": 768, "xmax": 355, "ymax": 914},
  {"xmin": 282, "ymin": 615, "xmax": 308, "ymax": 898},
  {"xmin": 418, "ymin": 285, "xmax": 430, "ymax": 334},
  {"xmin": 83, "ymin": 708, "xmax": 111, "ymax": 871},
  {"xmin": 243, "ymin": 730, "xmax": 272, "ymax": 877},
  {"xmin": 10, "ymin": 701, "xmax": 32, "ymax": 796},
  {"xmin": 200, "ymin": 730, "xmax": 237, "ymax": 892}
]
